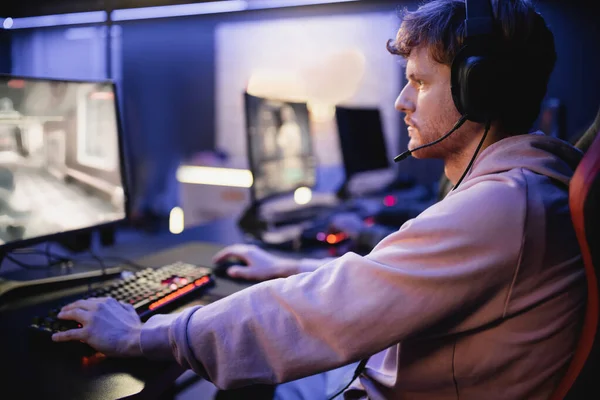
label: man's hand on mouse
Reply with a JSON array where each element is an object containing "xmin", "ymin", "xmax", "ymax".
[
  {"xmin": 52, "ymin": 297, "xmax": 143, "ymax": 357},
  {"xmin": 212, "ymin": 244, "xmax": 298, "ymax": 281}
]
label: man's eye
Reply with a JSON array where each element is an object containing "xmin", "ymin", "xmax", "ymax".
[{"xmin": 417, "ymin": 80, "xmax": 425, "ymax": 86}]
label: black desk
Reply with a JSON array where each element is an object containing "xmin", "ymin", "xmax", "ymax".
[{"xmin": 0, "ymin": 218, "xmax": 334, "ymax": 400}]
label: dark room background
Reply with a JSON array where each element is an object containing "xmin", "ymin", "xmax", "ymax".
[{"xmin": 0, "ymin": 0, "xmax": 597, "ymax": 223}]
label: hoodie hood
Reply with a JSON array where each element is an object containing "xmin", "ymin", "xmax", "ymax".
[{"xmin": 464, "ymin": 131, "xmax": 582, "ymax": 187}]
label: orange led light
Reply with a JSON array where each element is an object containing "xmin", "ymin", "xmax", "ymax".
[
  {"xmin": 194, "ymin": 276, "xmax": 210, "ymax": 286},
  {"xmin": 147, "ymin": 276, "xmax": 212, "ymax": 311},
  {"xmin": 81, "ymin": 352, "xmax": 105, "ymax": 367},
  {"xmin": 149, "ymin": 284, "xmax": 195, "ymax": 310}
]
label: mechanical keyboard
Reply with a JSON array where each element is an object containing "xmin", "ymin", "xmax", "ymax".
[{"xmin": 29, "ymin": 261, "xmax": 215, "ymax": 347}]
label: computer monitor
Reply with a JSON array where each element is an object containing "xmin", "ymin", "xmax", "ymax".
[
  {"xmin": 244, "ymin": 92, "xmax": 316, "ymax": 203},
  {"xmin": 335, "ymin": 106, "xmax": 389, "ymax": 177},
  {"xmin": 0, "ymin": 75, "xmax": 128, "ymax": 252}
]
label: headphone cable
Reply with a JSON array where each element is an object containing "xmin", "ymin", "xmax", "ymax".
[
  {"xmin": 452, "ymin": 118, "xmax": 491, "ymax": 191},
  {"xmin": 327, "ymin": 358, "xmax": 369, "ymax": 400}
]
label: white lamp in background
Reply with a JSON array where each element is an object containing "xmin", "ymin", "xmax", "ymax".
[
  {"xmin": 246, "ymin": 70, "xmax": 307, "ymax": 102},
  {"xmin": 176, "ymin": 166, "xmax": 253, "ymax": 188},
  {"xmin": 303, "ymin": 49, "xmax": 366, "ymax": 121},
  {"xmin": 294, "ymin": 186, "xmax": 313, "ymax": 205},
  {"xmin": 2, "ymin": 18, "xmax": 14, "ymax": 29},
  {"xmin": 1, "ymin": 12, "xmax": 107, "ymax": 29},
  {"xmin": 169, "ymin": 207, "xmax": 185, "ymax": 234},
  {"xmin": 307, "ymin": 102, "xmax": 336, "ymax": 123},
  {"xmin": 247, "ymin": 49, "xmax": 366, "ymax": 123}
]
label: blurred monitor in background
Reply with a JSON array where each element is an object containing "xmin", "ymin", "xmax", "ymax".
[
  {"xmin": 335, "ymin": 106, "xmax": 389, "ymax": 178},
  {"xmin": 244, "ymin": 92, "xmax": 316, "ymax": 204}
]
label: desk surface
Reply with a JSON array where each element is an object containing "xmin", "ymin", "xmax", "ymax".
[{"xmin": 0, "ymin": 218, "xmax": 333, "ymax": 400}]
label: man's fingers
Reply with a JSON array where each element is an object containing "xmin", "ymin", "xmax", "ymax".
[
  {"xmin": 61, "ymin": 299, "xmax": 100, "ymax": 312},
  {"xmin": 57, "ymin": 308, "xmax": 91, "ymax": 324},
  {"xmin": 212, "ymin": 245, "xmax": 252, "ymax": 263},
  {"xmin": 228, "ymin": 266, "xmax": 260, "ymax": 281},
  {"xmin": 119, "ymin": 301, "xmax": 135, "ymax": 312},
  {"xmin": 212, "ymin": 249, "xmax": 234, "ymax": 263},
  {"xmin": 52, "ymin": 328, "xmax": 87, "ymax": 343}
]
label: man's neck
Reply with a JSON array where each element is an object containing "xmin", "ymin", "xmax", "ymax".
[{"xmin": 444, "ymin": 127, "xmax": 507, "ymax": 185}]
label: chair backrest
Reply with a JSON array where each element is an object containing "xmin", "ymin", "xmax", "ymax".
[
  {"xmin": 549, "ymin": 127, "xmax": 600, "ymax": 399},
  {"xmin": 573, "ymin": 107, "xmax": 600, "ymax": 152}
]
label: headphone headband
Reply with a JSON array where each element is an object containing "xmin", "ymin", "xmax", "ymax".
[
  {"xmin": 450, "ymin": 0, "xmax": 500, "ymax": 123},
  {"xmin": 465, "ymin": 0, "xmax": 494, "ymax": 37}
]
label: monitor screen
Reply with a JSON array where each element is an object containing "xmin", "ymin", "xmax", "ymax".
[
  {"xmin": 244, "ymin": 93, "xmax": 316, "ymax": 203},
  {"xmin": 0, "ymin": 75, "xmax": 127, "ymax": 249},
  {"xmin": 335, "ymin": 106, "xmax": 389, "ymax": 176}
]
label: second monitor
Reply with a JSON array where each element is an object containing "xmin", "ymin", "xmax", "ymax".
[
  {"xmin": 334, "ymin": 106, "xmax": 390, "ymax": 198},
  {"xmin": 335, "ymin": 106, "xmax": 389, "ymax": 178},
  {"xmin": 244, "ymin": 93, "xmax": 317, "ymax": 204}
]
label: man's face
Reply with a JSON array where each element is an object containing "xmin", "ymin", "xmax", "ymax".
[{"xmin": 395, "ymin": 46, "xmax": 474, "ymax": 159}]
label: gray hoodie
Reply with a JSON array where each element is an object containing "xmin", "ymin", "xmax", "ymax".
[{"xmin": 140, "ymin": 132, "xmax": 585, "ymax": 400}]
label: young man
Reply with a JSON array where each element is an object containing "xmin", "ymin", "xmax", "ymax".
[{"xmin": 53, "ymin": 0, "xmax": 585, "ymax": 398}]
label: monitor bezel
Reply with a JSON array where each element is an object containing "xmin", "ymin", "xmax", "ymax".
[
  {"xmin": 243, "ymin": 92, "xmax": 317, "ymax": 205},
  {"xmin": 0, "ymin": 73, "xmax": 131, "ymax": 254},
  {"xmin": 334, "ymin": 105, "xmax": 390, "ymax": 178}
]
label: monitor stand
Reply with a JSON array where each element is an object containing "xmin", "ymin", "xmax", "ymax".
[
  {"xmin": 336, "ymin": 179, "xmax": 353, "ymax": 200},
  {"xmin": 237, "ymin": 201, "xmax": 268, "ymax": 239}
]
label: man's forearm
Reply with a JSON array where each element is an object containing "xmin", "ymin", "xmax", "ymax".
[{"xmin": 293, "ymin": 257, "xmax": 337, "ymax": 274}]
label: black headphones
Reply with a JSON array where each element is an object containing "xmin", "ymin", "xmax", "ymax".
[{"xmin": 450, "ymin": 0, "xmax": 500, "ymax": 123}]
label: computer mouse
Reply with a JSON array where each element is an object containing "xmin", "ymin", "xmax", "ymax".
[{"xmin": 212, "ymin": 256, "xmax": 248, "ymax": 278}]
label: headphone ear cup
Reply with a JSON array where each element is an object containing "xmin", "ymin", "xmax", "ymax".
[{"xmin": 451, "ymin": 44, "xmax": 498, "ymax": 123}]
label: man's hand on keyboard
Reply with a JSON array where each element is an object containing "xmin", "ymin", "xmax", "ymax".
[{"xmin": 51, "ymin": 297, "xmax": 143, "ymax": 357}]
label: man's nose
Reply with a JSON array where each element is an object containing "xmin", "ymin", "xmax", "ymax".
[{"xmin": 395, "ymin": 84, "xmax": 415, "ymax": 114}]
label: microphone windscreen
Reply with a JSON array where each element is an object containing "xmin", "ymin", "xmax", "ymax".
[{"xmin": 394, "ymin": 151, "xmax": 411, "ymax": 162}]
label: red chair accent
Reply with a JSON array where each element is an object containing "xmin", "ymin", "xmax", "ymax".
[{"xmin": 550, "ymin": 128, "xmax": 600, "ymax": 399}]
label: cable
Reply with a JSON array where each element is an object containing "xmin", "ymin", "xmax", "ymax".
[
  {"xmin": 3, "ymin": 252, "xmax": 63, "ymax": 270},
  {"xmin": 38, "ymin": 247, "xmax": 148, "ymax": 271},
  {"xmin": 452, "ymin": 119, "xmax": 491, "ymax": 191},
  {"xmin": 2, "ymin": 248, "xmax": 117, "ymax": 274},
  {"xmin": 68, "ymin": 252, "xmax": 148, "ymax": 271},
  {"xmin": 11, "ymin": 247, "xmax": 68, "ymax": 264},
  {"xmin": 327, "ymin": 358, "xmax": 369, "ymax": 400},
  {"xmin": 452, "ymin": 341, "xmax": 460, "ymax": 400},
  {"xmin": 95, "ymin": 256, "xmax": 147, "ymax": 270},
  {"xmin": 43, "ymin": 242, "xmax": 70, "ymax": 266},
  {"xmin": 9, "ymin": 246, "xmax": 147, "ymax": 270},
  {"xmin": 87, "ymin": 249, "xmax": 107, "ymax": 276}
]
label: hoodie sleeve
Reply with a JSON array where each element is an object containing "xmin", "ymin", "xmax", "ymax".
[{"xmin": 139, "ymin": 177, "xmax": 527, "ymax": 389}]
